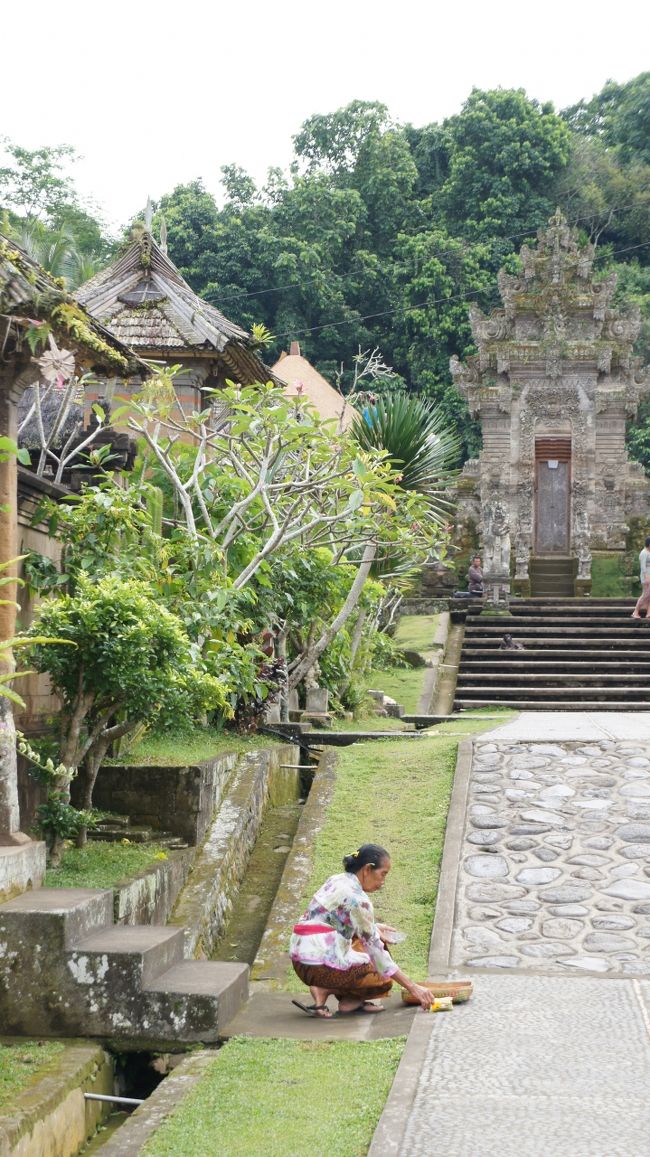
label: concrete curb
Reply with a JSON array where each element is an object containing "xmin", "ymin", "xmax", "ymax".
[
  {"xmin": 429, "ymin": 737, "xmax": 473, "ymax": 976},
  {"xmin": 368, "ymin": 737, "xmax": 474, "ymax": 1155},
  {"xmin": 416, "ymin": 611, "xmax": 450, "ymax": 715},
  {"xmin": 367, "ymin": 1014, "xmax": 435, "ymax": 1157}
]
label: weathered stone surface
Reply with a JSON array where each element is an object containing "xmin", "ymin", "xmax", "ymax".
[
  {"xmin": 592, "ymin": 916, "xmax": 636, "ymax": 930},
  {"xmin": 603, "ymin": 880, "xmax": 650, "ymax": 900},
  {"xmin": 539, "ymin": 884, "xmax": 593, "ymax": 904},
  {"xmin": 620, "ymin": 782, "xmax": 650, "ymax": 798},
  {"xmin": 469, "ymin": 817, "xmax": 508, "ymax": 830},
  {"xmin": 532, "ymin": 847, "xmax": 560, "ymax": 862},
  {"xmin": 511, "ymin": 824, "xmax": 553, "ymax": 835},
  {"xmin": 506, "ymin": 900, "xmax": 541, "ymax": 914},
  {"xmin": 561, "ymin": 956, "xmax": 610, "ymax": 972},
  {"xmin": 467, "ymin": 829, "xmax": 502, "ymax": 846},
  {"xmin": 516, "ymin": 867, "xmax": 562, "ymax": 885},
  {"xmin": 616, "ymin": 823, "xmax": 650, "ymax": 842},
  {"xmin": 505, "ymin": 838, "xmax": 537, "ymax": 851},
  {"xmin": 541, "ymin": 918, "xmax": 584, "ymax": 939},
  {"xmin": 520, "ymin": 942, "xmax": 575, "ymax": 958},
  {"xmin": 468, "ymin": 906, "xmax": 501, "ymax": 921},
  {"xmin": 544, "ymin": 834, "xmax": 574, "ymax": 849},
  {"xmin": 571, "ymin": 867, "xmax": 604, "ymax": 881},
  {"xmin": 583, "ymin": 932, "xmax": 637, "ymax": 952},
  {"xmin": 584, "ymin": 837, "xmax": 614, "ymax": 850},
  {"xmin": 568, "ymin": 854, "xmax": 609, "ymax": 866},
  {"xmin": 465, "ymin": 854, "xmax": 508, "ymax": 879},
  {"xmin": 548, "ymin": 905, "xmax": 589, "ymax": 917},
  {"xmin": 466, "ymin": 882, "xmax": 527, "ymax": 903},
  {"xmin": 520, "ymin": 808, "xmax": 565, "ymax": 825},
  {"xmin": 609, "ymin": 864, "xmax": 640, "ymax": 878},
  {"xmin": 464, "ymin": 927, "xmax": 503, "ymax": 947},
  {"xmin": 495, "ymin": 916, "xmax": 534, "ymax": 933}
]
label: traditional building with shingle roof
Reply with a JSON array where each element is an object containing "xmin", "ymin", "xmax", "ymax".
[{"xmin": 76, "ymin": 229, "xmax": 272, "ymax": 419}]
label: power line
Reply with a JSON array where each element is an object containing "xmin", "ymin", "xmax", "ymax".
[
  {"xmin": 201, "ymin": 200, "xmax": 648, "ymax": 308},
  {"xmin": 270, "ymin": 238, "xmax": 650, "ymax": 341}
]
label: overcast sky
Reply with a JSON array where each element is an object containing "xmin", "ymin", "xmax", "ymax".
[{"xmin": 2, "ymin": 0, "xmax": 648, "ymax": 233}]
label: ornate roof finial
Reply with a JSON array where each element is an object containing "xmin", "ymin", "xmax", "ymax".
[
  {"xmin": 144, "ymin": 196, "xmax": 153, "ymax": 233},
  {"xmin": 159, "ymin": 215, "xmax": 168, "ymax": 256}
]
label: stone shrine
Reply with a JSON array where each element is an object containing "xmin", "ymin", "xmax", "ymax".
[{"xmin": 453, "ymin": 211, "xmax": 650, "ymax": 596}]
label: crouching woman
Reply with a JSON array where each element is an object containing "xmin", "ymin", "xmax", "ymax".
[{"xmin": 290, "ymin": 844, "xmax": 435, "ymax": 1018}]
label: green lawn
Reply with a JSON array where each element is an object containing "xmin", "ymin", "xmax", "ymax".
[
  {"xmin": 364, "ymin": 665, "xmax": 426, "ymax": 715},
  {"xmin": 0, "ymin": 1040, "xmax": 65, "ymax": 1110},
  {"xmin": 44, "ymin": 841, "xmax": 171, "ymax": 890},
  {"xmin": 141, "ymin": 1037, "xmax": 403, "ymax": 1157},
  {"xmin": 394, "ymin": 613, "xmax": 440, "ymax": 658}
]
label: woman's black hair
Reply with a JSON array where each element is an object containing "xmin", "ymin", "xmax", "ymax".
[{"xmin": 343, "ymin": 844, "xmax": 390, "ymax": 873}]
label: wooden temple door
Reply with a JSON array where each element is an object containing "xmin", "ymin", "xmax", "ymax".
[{"xmin": 534, "ymin": 437, "xmax": 571, "ymax": 554}]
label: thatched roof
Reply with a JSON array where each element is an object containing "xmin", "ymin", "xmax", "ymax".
[
  {"xmin": 272, "ymin": 343, "xmax": 353, "ymax": 429},
  {"xmin": 0, "ymin": 234, "xmax": 146, "ymax": 377},
  {"xmin": 77, "ymin": 232, "xmax": 271, "ymax": 386}
]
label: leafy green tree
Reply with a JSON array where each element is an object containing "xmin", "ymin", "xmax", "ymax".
[
  {"xmin": 564, "ymin": 73, "xmax": 650, "ymax": 165},
  {"xmin": 28, "ymin": 575, "xmax": 228, "ymax": 850},
  {"xmin": 440, "ymin": 88, "xmax": 571, "ymax": 248}
]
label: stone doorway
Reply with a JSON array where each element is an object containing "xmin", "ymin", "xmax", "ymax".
[{"xmin": 534, "ymin": 437, "xmax": 571, "ymax": 555}]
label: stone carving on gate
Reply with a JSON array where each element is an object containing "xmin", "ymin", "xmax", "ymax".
[
  {"xmin": 451, "ymin": 210, "xmax": 650, "ymax": 593},
  {"xmin": 482, "ymin": 499, "xmax": 511, "ymax": 609}
]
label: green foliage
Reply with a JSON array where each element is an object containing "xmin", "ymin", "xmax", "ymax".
[
  {"xmin": 28, "ymin": 575, "xmax": 228, "ymax": 728},
  {"xmin": 33, "ymin": 792, "xmax": 98, "ymax": 844}
]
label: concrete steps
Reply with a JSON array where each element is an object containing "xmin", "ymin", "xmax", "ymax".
[
  {"xmin": 454, "ymin": 598, "xmax": 650, "ymax": 712},
  {"xmin": 0, "ymin": 888, "xmax": 248, "ymax": 1046}
]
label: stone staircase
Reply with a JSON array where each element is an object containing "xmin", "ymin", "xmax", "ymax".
[
  {"xmin": 529, "ymin": 557, "xmax": 576, "ymax": 597},
  {"xmin": 0, "ymin": 888, "xmax": 248, "ymax": 1046},
  {"xmin": 454, "ymin": 598, "xmax": 650, "ymax": 711}
]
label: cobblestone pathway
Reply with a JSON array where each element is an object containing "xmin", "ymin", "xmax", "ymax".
[{"xmin": 454, "ymin": 739, "xmax": 650, "ymax": 975}]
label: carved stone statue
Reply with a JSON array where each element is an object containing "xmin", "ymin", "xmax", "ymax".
[{"xmin": 482, "ymin": 500, "xmax": 511, "ymax": 609}]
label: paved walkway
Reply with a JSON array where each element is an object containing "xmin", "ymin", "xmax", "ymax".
[{"xmin": 371, "ymin": 713, "xmax": 650, "ymax": 1157}]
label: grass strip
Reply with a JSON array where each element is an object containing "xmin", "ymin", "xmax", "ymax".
[
  {"xmin": 141, "ymin": 1037, "xmax": 404, "ymax": 1157},
  {"xmin": 289, "ymin": 712, "xmax": 515, "ymax": 983},
  {"xmin": 44, "ymin": 841, "xmax": 171, "ymax": 890},
  {"xmin": 0, "ymin": 1040, "xmax": 65, "ymax": 1110}
]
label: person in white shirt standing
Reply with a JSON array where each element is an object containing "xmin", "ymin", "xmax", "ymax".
[{"xmin": 631, "ymin": 535, "xmax": 650, "ymax": 618}]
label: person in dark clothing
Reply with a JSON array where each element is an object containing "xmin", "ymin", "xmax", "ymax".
[
  {"xmin": 500, "ymin": 634, "xmax": 524, "ymax": 651},
  {"xmin": 467, "ymin": 556, "xmax": 483, "ymax": 596}
]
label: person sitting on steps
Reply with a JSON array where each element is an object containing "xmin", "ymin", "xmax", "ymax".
[
  {"xmin": 500, "ymin": 634, "xmax": 524, "ymax": 651},
  {"xmin": 467, "ymin": 555, "xmax": 484, "ymax": 597}
]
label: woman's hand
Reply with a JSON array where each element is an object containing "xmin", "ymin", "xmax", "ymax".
[{"xmin": 408, "ymin": 983, "xmax": 435, "ymax": 1009}]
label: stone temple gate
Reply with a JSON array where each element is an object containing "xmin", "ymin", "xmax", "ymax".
[{"xmin": 453, "ymin": 211, "xmax": 650, "ymax": 597}]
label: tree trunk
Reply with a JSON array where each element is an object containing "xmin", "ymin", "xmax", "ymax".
[
  {"xmin": 339, "ymin": 607, "xmax": 368, "ymax": 697},
  {"xmin": 288, "ymin": 542, "xmax": 377, "ymax": 690}
]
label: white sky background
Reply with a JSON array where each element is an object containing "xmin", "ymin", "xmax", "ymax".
[{"xmin": 2, "ymin": 0, "xmax": 648, "ymax": 234}]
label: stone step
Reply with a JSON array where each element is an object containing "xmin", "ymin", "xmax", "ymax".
[
  {"xmin": 0, "ymin": 888, "xmax": 249, "ymax": 1046},
  {"xmin": 458, "ymin": 672, "xmax": 650, "ymax": 684},
  {"xmin": 145, "ymin": 961, "xmax": 248, "ymax": 1037},
  {"xmin": 72, "ymin": 924, "xmax": 185, "ymax": 986},
  {"xmin": 454, "ymin": 698, "xmax": 650, "ymax": 711},
  {"xmin": 460, "ymin": 654, "xmax": 650, "ymax": 668},
  {"xmin": 462, "ymin": 624, "xmax": 643, "ymax": 634},
  {"xmin": 0, "ymin": 887, "xmax": 114, "ymax": 948},
  {"xmin": 463, "ymin": 638, "xmax": 650, "ymax": 650},
  {"xmin": 454, "ymin": 684, "xmax": 650, "ymax": 700}
]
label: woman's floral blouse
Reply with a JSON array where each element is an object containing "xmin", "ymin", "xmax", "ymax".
[{"xmin": 289, "ymin": 872, "xmax": 397, "ymax": 976}]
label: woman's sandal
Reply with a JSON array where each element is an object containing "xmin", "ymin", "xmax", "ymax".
[
  {"xmin": 291, "ymin": 999, "xmax": 334, "ymax": 1018},
  {"xmin": 337, "ymin": 1001, "xmax": 385, "ymax": 1015}
]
